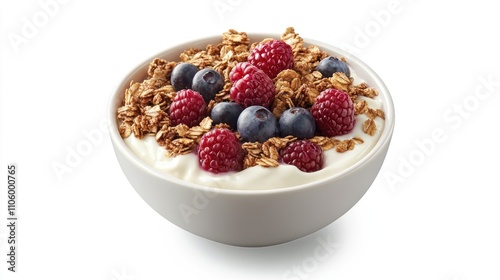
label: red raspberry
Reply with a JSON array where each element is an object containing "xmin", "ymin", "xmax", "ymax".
[
  {"xmin": 311, "ymin": 88, "xmax": 355, "ymax": 137},
  {"xmin": 169, "ymin": 89, "xmax": 207, "ymax": 127},
  {"xmin": 198, "ymin": 128, "xmax": 244, "ymax": 174},
  {"xmin": 229, "ymin": 62, "xmax": 275, "ymax": 108},
  {"xmin": 280, "ymin": 140, "xmax": 324, "ymax": 172},
  {"xmin": 248, "ymin": 39, "xmax": 294, "ymax": 78}
]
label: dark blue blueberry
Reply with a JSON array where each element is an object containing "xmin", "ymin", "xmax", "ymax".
[
  {"xmin": 317, "ymin": 56, "xmax": 350, "ymax": 77},
  {"xmin": 170, "ymin": 62, "xmax": 198, "ymax": 91},
  {"xmin": 237, "ymin": 106, "xmax": 278, "ymax": 142},
  {"xmin": 279, "ymin": 107, "xmax": 316, "ymax": 139},
  {"xmin": 210, "ymin": 102, "xmax": 243, "ymax": 131},
  {"xmin": 192, "ymin": 68, "xmax": 224, "ymax": 104}
]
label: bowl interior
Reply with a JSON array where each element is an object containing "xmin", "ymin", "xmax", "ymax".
[{"xmin": 108, "ymin": 33, "xmax": 395, "ymax": 194}]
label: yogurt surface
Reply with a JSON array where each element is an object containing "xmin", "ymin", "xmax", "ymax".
[{"xmin": 123, "ymin": 73, "xmax": 384, "ymax": 190}]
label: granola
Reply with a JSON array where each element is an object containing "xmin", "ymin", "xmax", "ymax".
[{"xmin": 117, "ymin": 27, "xmax": 384, "ymax": 171}]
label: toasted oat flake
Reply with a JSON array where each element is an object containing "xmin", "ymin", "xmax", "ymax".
[
  {"xmin": 354, "ymin": 99, "xmax": 369, "ymax": 115},
  {"xmin": 119, "ymin": 122, "xmax": 132, "ymax": 138},
  {"xmin": 335, "ymin": 139, "xmax": 357, "ymax": 153},
  {"xmin": 117, "ymin": 104, "xmax": 140, "ymax": 123},
  {"xmin": 331, "ymin": 72, "xmax": 352, "ymax": 92},
  {"xmin": 165, "ymin": 138, "xmax": 196, "ymax": 158},
  {"xmin": 309, "ymin": 136, "xmax": 333, "ymax": 151},
  {"xmin": 242, "ymin": 142, "xmax": 262, "ymax": 156},
  {"xmin": 309, "ymin": 136, "xmax": 364, "ymax": 153},
  {"xmin": 256, "ymin": 157, "xmax": 280, "ymax": 168},
  {"xmin": 362, "ymin": 119, "xmax": 377, "ymax": 136},
  {"xmin": 222, "ymin": 29, "xmax": 250, "ymax": 45},
  {"xmin": 281, "ymin": 27, "xmax": 304, "ymax": 54}
]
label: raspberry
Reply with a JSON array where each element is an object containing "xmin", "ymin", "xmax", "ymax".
[
  {"xmin": 248, "ymin": 39, "xmax": 294, "ymax": 78},
  {"xmin": 169, "ymin": 89, "xmax": 207, "ymax": 127},
  {"xmin": 198, "ymin": 128, "xmax": 244, "ymax": 174},
  {"xmin": 280, "ymin": 140, "xmax": 324, "ymax": 172},
  {"xmin": 310, "ymin": 88, "xmax": 355, "ymax": 137},
  {"xmin": 229, "ymin": 62, "xmax": 275, "ymax": 108}
]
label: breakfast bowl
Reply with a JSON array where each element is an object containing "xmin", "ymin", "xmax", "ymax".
[{"xmin": 108, "ymin": 30, "xmax": 395, "ymax": 247}]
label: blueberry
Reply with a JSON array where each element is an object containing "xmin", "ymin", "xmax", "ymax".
[
  {"xmin": 192, "ymin": 68, "xmax": 224, "ymax": 103},
  {"xmin": 278, "ymin": 107, "xmax": 316, "ymax": 139},
  {"xmin": 211, "ymin": 102, "xmax": 243, "ymax": 131},
  {"xmin": 170, "ymin": 62, "xmax": 198, "ymax": 91},
  {"xmin": 317, "ymin": 56, "xmax": 350, "ymax": 78},
  {"xmin": 237, "ymin": 106, "xmax": 278, "ymax": 142}
]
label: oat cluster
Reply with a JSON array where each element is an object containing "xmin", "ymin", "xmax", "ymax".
[{"xmin": 117, "ymin": 27, "xmax": 385, "ymax": 169}]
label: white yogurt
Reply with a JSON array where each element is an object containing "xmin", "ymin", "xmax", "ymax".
[{"xmin": 123, "ymin": 73, "xmax": 384, "ymax": 190}]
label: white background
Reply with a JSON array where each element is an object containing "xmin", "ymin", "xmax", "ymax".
[{"xmin": 1, "ymin": 0, "xmax": 499, "ymax": 279}]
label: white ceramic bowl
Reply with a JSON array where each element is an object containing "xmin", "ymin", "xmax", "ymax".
[{"xmin": 108, "ymin": 33, "xmax": 395, "ymax": 247}]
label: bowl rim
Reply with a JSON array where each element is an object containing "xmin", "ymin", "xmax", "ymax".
[{"xmin": 108, "ymin": 32, "xmax": 395, "ymax": 196}]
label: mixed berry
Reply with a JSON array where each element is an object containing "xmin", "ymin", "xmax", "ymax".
[
  {"xmin": 280, "ymin": 140, "xmax": 324, "ymax": 173},
  {"xmin": 317, "ymin": 56, "xmax": 350, "ymax": 78},
  {"xmin": 237, "ymin": 106, "xmax": 278, "ymax": 143},
  {"xmin": 229, "ymin": 62, "xmax": 275, "ymax": 108},
  {"xmin": 169, "ymin": 89, "xmax": 207, "ymax": 127},
  {"xmin": 247, "ymin": 39, "xmax": 294, "ymax": 79},
  {"xmin": 170, "ymin": 62, "xmax": 198, "ymax": 91},
  {"xmin": 192, "ymin": 68, "xmax": 224, "ymax": 104},
  {"xmin": 279, "ymin": 107, "xmax": 316, "ymax": 139},
  {"xmin": 311, "ymin": 88, "xmax": 355, "ymax": 137},
  {"xmin": 210, "ymin": 102, "xmax": 243, "ymax": 131},
  {"xmin": 161, "ymin": 37, "xmax": 357, "ymax": 174},
  {"xmin": 198, "ymin": 128, "xmax": 244, "ymax": 174}
]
